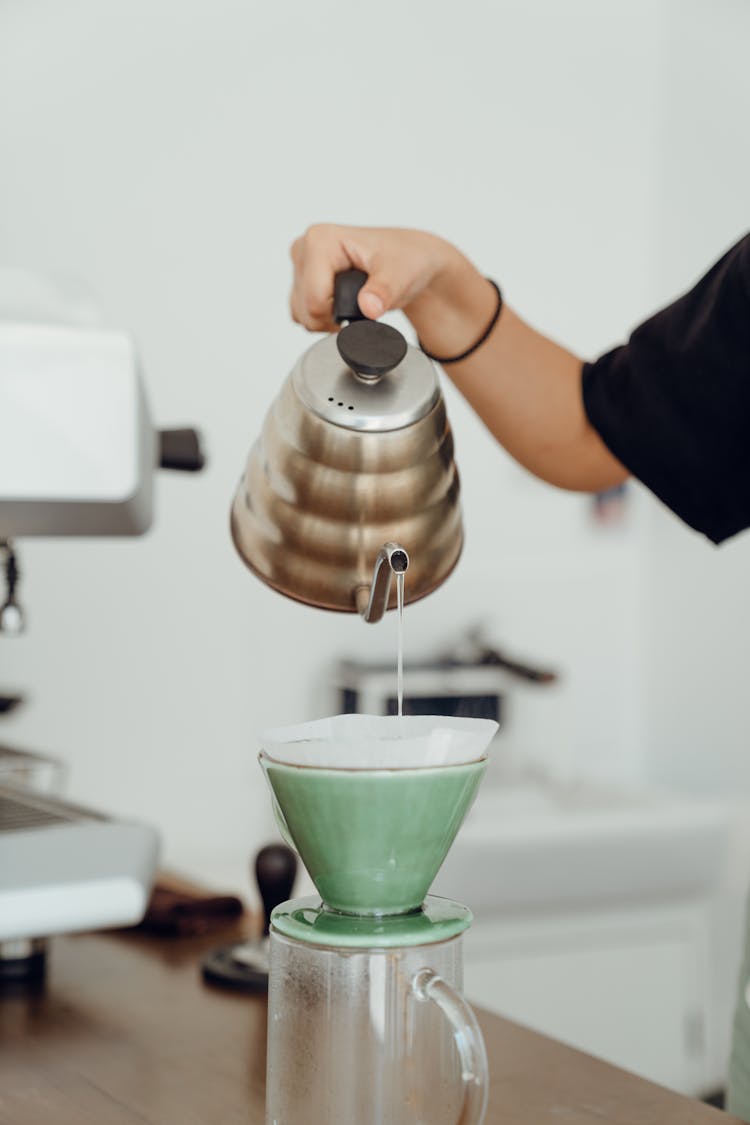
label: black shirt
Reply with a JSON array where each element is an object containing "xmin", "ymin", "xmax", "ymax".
[{"xmin": 582, "ymin": 234, "xmax": 750, "ymax": 544}]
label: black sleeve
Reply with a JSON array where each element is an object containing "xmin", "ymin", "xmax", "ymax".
[{"xmin": 582, "ymin": 234, "xmax": 750, "ymax": 544}]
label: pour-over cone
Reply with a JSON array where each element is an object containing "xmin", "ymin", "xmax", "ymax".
[{"xmin": 259, "ymin": 715, "xmax": 497, "ymax": 917}]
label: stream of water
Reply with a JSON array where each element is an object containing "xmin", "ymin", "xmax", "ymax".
[{"xmin": 396, "ymin": 570, "xmax": 404, "ymax": 718}]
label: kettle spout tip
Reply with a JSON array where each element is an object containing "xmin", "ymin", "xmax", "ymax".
[{"xmin": 356, "ymin": 542, "xmax": 409, "ymax": 624}]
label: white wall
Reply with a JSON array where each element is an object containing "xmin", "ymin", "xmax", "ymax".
[
  {"xmin": 644, "ymin": 0, "xmax": 750, "ymax": 795},
  {"xmin": 0, "ymin": 0, "xmax": 692, "ymax": 891}
]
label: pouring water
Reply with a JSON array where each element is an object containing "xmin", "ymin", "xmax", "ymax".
[{"xmin": 396, "ymin": 569, "xmax": 405, "ymax": 717}]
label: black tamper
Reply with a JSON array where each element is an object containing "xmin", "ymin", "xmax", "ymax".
[{"xmin": 201, "ymin": 843, "xmax": 297, "ymax": 992}]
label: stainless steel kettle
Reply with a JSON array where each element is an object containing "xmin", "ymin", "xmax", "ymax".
[{"xmin": 231, "ymin": 270, "xmax": 462, "ymax": 622}]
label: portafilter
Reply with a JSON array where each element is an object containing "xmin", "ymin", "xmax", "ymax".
[{"xmin": 230, "ymin": 270, "xmax": 462, "ymax": 622}]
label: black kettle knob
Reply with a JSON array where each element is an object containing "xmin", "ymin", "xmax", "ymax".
[
  {"xmin": 334, "ymin": 268, "xmax": 368, "ymax": 323},
  {"xmin": 337, "ymin": 319, "xmax": 408, "ymax": 381},
  {"xmin": 255, "ymin": 843, "xmax": 297, "ymax": 935},
  {"xmin": 333, "ymin": 269, "xmax": 408, "ymax": 380}
]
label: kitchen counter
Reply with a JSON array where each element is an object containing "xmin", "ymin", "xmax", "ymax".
[{"xmin": 0, "ymin": 926, "xmax": 740, "ymax": 1124}]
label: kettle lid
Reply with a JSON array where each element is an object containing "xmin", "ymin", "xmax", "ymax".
[
  {"xmin": 292, "ymin": 269, "xmax": 440, "ymax": 434},
  {"xmin": 293, "ymin": 333, "xmax": 439, "ymax": 433}
]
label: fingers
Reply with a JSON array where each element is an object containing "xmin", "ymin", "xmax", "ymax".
[
  {"xmin": 288, "ymin": 224, "xmax": 442, "ymax": 332},
  {"xmin": 355, "ymin": 256, "xmax": 415, "ymax": 321},
  {"xmin": 289, "ymin": 286, "xmax": 335, "ymax": 332},
  {"xmin": 358, "ymin": 290, "xmax": 385, "ymax": 318},
  {"xmin": 356, "ymin": 269, "xmax": 389, "ymax": 319},
  {"xmin": 337, "ymin": 234, "xmax": 389, "ymax": 319},
  {"xmin": 289, "ymin": 224, "xmax": 353, "ymax": 332},
  {"xmin": 291, "ymin": 224, "xmax": 391, "ymax": 332}
]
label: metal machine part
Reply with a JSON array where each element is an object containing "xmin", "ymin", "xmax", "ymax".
[
  {"xmin": 0, "ymin": 278, "xmax": 204, "ymax": 975},
  {"xmin": 0, "ymin": 783, "xmax": 159, "ymax": 984},
  {"xmin": 0, "ymin": 322, "xmax": 205, "ymax": 539},
  {"xmin": 440, "ymin": 626, "xmax": 559, "ymax": 684},
  {"xmin": 0, "ymin": 324, "xmax": 155, "ymax": 537},
  {"xmin": 231, "ymin": 270, "xmax": 462, "ymax": 616},
  {"xmin": 0, "ymin": 743, "xmax": 64, "ymax": 794},
  {"xmin": 334, "ymin": 628, "xmax": 558, "ymax": 719},
  {"xmin": 0, "ymin": 540, "xmax": 24, "ymax": 635},
  {"xmin": 0, "ymin": 314, "xmax": 204, "ymax": 636},
  {"xmin": 0, "ymin": 937, "xmax": 47, "ymax": 985},
  {"xmin": 335, "ymin": 658, "xmax": 509, "ymax": 723}
]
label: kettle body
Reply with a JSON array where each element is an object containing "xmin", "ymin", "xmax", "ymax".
[{"xmin": 231, "ymin": 273, "xmax": 462, "ymax": 616}]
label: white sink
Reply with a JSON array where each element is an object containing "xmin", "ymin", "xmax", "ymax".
[{"xmin": 431, "ymin": 773, "xmax": 730, "ymax": 917}]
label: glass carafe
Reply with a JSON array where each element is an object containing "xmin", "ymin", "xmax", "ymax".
[{"xmin": 266, "ymin": 898, "xmax": 488, "ymax": 1125}]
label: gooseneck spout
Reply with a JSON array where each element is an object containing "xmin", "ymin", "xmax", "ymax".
[{"xmin": 355, "ymin": 542, "xmax": 409, "ymax": 624}]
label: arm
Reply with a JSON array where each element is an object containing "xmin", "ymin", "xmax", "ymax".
[{"xmin": 290, "ymin": 224, "xmax": 628, "ymax": 493}]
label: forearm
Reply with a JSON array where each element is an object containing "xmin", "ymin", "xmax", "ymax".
[{"xmin": 405, "ymin": 250, "xmax": 628, "ymax": 492}]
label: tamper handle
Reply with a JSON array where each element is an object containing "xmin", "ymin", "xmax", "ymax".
[{"xmin": 255, "ymin": 844, "xmax": 297, "ymax": 935}]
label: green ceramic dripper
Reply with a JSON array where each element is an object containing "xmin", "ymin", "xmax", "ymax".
[{"xmin": 259, "ymin": 714, "xmax": 497, "ymax": 917}]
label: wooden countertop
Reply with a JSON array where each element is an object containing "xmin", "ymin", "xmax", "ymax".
[{"xmin": 0, "ymin": 927, "xmax": 740, "ymax": 1124}]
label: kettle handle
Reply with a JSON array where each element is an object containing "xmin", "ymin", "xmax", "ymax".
[{"xmin": 334, "ymin": 269, "xmax": 369, "ymax": 323}]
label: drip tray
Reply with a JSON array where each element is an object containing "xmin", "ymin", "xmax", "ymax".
[{"xmin": 0, "ymin": 785, "xmax": 159, "ymax": 942}]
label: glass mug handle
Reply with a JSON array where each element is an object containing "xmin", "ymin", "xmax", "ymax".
[{"xmin": 413, "ymin": 968, "xmax": 489, "ymax": 1125}]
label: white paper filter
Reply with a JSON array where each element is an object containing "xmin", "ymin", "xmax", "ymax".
[{"xmin": 259, "ymin": 714, "xmax": 498, "ymax": 770}]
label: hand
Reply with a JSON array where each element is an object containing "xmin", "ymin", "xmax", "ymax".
[
  {"xmin": 288, "ymin": 223, "xmax": 627, "ymax": 495},
  {"xmin": 289, "ymin": 223, "xmax": 470, "ymax": 333}
]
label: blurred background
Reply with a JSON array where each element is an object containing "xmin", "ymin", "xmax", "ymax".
[{"xmin": 1, "ymin": 0, "xmax": 749, "ymax": 1102}]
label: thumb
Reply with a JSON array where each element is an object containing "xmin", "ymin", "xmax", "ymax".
[{"xmin": 358, "ymin": 276, "xmax": 392, "ymax": 320}]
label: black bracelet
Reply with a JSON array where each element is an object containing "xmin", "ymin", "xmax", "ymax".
[{"xmin": 418, "ymin": 279, "xmax": 503, "ymax": 365}]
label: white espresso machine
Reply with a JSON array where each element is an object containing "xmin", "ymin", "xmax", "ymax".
[{"xmin": 0, "ymin": 269, "xmax": 204, "ymax": 983}]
